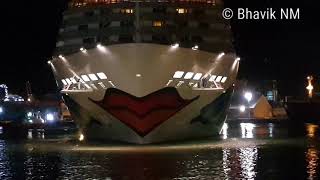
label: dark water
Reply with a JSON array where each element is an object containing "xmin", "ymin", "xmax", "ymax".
[{"xmin": 0, "ymin": 122, "xmax": 319, "ymax": 180}]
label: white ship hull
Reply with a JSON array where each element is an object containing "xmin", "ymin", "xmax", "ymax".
[{"xmin": 50, "ymin": 43, "xmax": 239, "ymax": 144}]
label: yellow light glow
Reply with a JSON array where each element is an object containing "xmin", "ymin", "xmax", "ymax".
[
  {"xmin": 176, "ymin": 8, "xmax": 188, "ymax": 14},
  {"xmin": 79, "ymin": 133, "xmax": 84, "ymax": 141},
  {"xmin": 120, "ymin": 8, "xmax": 133, "ymax": 14},
  {"xmin": 306, "ymin": 124, "xmax": 318, "ymax": 138},
  {"xmin": 70, "ymin": 0, "xmax": 216, "ymax": 8},
  {"xmin": 306, "ymin": 76, "xmax": 314, "ymax": 98},
  {"xmin": 153, "ymin": 21, "xmax": 163, "ymax": 27},
  {"xmin": 306, "ymin": 147, "xmax": 319, "ymax": 179}
]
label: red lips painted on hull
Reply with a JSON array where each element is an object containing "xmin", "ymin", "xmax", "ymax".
[{"xmin": 89, "ymin": 87, "xmax": 199, "ymax": 136}]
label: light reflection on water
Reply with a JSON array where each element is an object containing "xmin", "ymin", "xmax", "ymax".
[
  {"xmin": 221, "ymin": 123, "xmax": 228, "ymax": 140},
  {"xmin": 221, "ymin": 122, "xmax": 275, "ymax": 139},
  {"xmin": 306, "ymin": 146, "xmax": 319, "ymax": 180},
  {"xmin": 306, "ymin": 124, "xmax": 319, "ymax": 138},
  {"xmin": 0, "ymin": 123, "xmax": 318, "ymax": 179},
  {"xmin": 240, "ymin": 123, "xmax": 256, "ymax": 138},
  {"xmin": 240, "ymin": 147, "xmax": 258, "ymax": 180},
  {"xmin": 0, "ymin": 140, "xmax": 10, "ymax": 178},
  {"xmin": 305, "ymin": 124, "xmax": 319, "ymax": 180},
  {"xmin": 222, "ymin": 147, "xmax": 258, "ymax": 180},
  {"xmin": 268, "ymin": 123, "xmax": 274, "ymax": 138}
]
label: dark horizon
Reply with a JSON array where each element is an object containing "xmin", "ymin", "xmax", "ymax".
[{"xmin": 2, "ymin": 0, "xmax": 319, "ymax": 97}]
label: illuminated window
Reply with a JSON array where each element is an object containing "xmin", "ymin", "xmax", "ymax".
[
  {"xmin": 266, "ymin": 91, "xmax": 274, "ymax": 101},
  {"xmin": 61, "ymin": 79, "xmax": 67, "ymax": 86},
  {"xmin": 166, "ymin": 80, "xmax": 173, "ymax": 86},
  {"xmin": 209, "ymin": 75, "xmax": 217, "ymax": 82},
  {"xmin": 221, "ymin": 77, "xmax": 227, "ymax": 83},
  {"xmin": 108, "ymin": 81, "xmax": 116, "ymax": 87},
  {"xmin": 173, "ymin": 71, "xmax": 184, "ymax": 78},
  {"xmin": 70, "ymin": 78, "xmax": 77, "ymax": 84},
  {"xmin": 120, "ymin": 9, "xmax": 133, "ymax": 14},
  {"xmin": 76, "ymin": 77, "xmax": 84, "ymax": 83},
  {"xmin": 97, "ymin": 72, "xmax": 108, "ymax": 79},
  {"xmin": 184, "ymin": 72, "xmax": 194, "ymax": 79},
  {"xmin": 215, "ymin": 76, "xmax": 223, "ymax": 82},
  {"xmin": 193, "ymin": 73, "xmax": 203, "ymax": 80},
  {"xmin": 98, "ymin": 82, "xmax": 107, "ymax": 89},
  {"xmin": 153, "ymin": 21, "xmax": 163, "ymax": 27},
  {"xmin": 176, "ymin": 8, "xmax": 188, "ymax": 14},
  {"xmin": 81, "ymin": 75, "xmax": 90, "ymax": 82},
  {"xmin": 176, "ymin": 81, "xmax": 184, "ymax": 87},
  {"xmin": 88, "ymin": 74, "xmax": 98, "ymax": 81},
  {"xmin": 66, "ymin": 78, "xmax": 72, "ymax": 85}
]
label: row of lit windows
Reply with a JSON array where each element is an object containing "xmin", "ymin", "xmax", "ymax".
[
  {"xmin": 64, "ymin": 8, "xmax": 213, "ymax": 20},
  {"xmin": 61, "ymin": 72, "xmax": 108, "ymax": 86},
  {"xmin": 63, "ymin": 80, "xmax": 116, "ymax": 91},
  {"xmin": 62, "ymin": 21, "xmax": 226, "ymax": 30},
  {"xmin": 120, "ymin": 8, "xmax": 133, "ymax": 14},
  {"xmin": 176, "ymin": 8, "xmax": 189, "ymax": 14},
  {"xmin": 70, "ymin": 0, "xmax": 217, "ymax": 8},
  {"xmin": 167, "ymin": 79, "xmax": 223, "ymax": 89},
  {"xmin": 119, "ymin": 8, "xmax": 189, "ymax": 14},
  {"xmin": 172, "ymin": 71, "xmax": 227, "ymax": 83}
]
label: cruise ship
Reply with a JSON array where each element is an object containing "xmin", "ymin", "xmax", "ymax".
[{"xmin": 48, "ymin": 0, "xmax": 240, "ymax": 143}]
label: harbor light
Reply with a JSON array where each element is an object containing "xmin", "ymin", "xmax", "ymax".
[
  {"xmin": 79, "ymin": 133, "xmax": 85, "ymax": 141},
  {"xmin": 239, "ymin": 105, "xmax": 246, "ymax": 112},
  {"xmin": 136, "ymin": 74, "xmax": 141, "ymax": 77},
  {"xmin": 46, "ymin": 113, "xmax": 55, "ymax": 122},
  {"xmin": 306, "ymin": 76, "xmax": 314, "ymax": 98},
  {"xmin": 27, "ymin": 112, "xmax": 33, "ymax": 118},
  {"xmin": 244, "ymin": 91, "xmax": 253, "ymax": 103}
]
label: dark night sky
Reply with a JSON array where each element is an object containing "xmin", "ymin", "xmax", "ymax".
[{"xmin": 2, "ymin": 0, "xmax": 319, "ymax": 97}]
